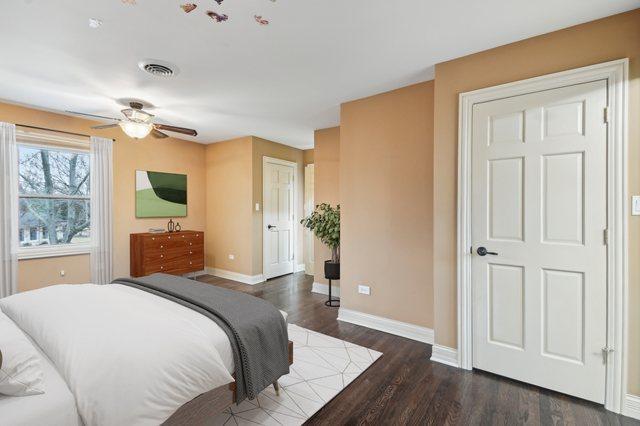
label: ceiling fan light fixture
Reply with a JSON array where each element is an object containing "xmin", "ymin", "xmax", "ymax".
[
  {"xmin": 119, "ymin": 121, "xmax": 153, "ymax": 139},
  {"xmin": 122, "ymin": 108, "xmax": 153, "ymax": 122}
]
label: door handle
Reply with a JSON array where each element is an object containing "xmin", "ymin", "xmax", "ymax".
[
  {"xmin": 476, "ymin": 247, "xmax": 498, "ymax": 256},
  {"xmin": 267, "ymin": 225, "xmax": 277, "ymax": 230}
]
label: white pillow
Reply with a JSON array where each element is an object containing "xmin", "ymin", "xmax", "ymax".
[{"xmin": 0, "ymin": 311, "xmax": 44, "ymax": 396}]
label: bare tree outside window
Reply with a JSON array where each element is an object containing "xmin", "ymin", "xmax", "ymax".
[{"xmin": 18, "ymin": 145, "xmax": 91, "ymax": 247}]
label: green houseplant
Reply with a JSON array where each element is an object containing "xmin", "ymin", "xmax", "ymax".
[{"xmin": 301, "ymin": 203, "xmax": 340, "ymax": 280}]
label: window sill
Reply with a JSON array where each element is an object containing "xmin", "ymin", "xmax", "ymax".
[{"xmin": 17, "ymin": 245, "xmax": 92, "ymax": 260}]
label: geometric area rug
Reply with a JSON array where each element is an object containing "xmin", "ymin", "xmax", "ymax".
[{"xmin": 210, "ymin": 323, "xmax": 383, "ymax": 425}]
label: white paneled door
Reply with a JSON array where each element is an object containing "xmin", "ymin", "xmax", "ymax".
[
  {"xmin": 471, "ymin": 80, "xmax": 608, "ymax": 403},
  {"xmin": 263, "ymin": 158, "xmax": 295, "ymax": 280}
]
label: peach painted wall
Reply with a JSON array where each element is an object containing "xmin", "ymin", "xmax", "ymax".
[
  {"xmin": 203, "ymin": 136, "xmax": 305, "ymax": 277},
  {"xmin": 0, "ymin": 101, "xmax": 207, "ymax": 291},
  {"xmin": 18, "ymin": 255, "xmax": 91, "ymax": 292},
  {"xmin": 205, "ymin": 137, "xmax": 254, "ymax": 275},
  {"xmin": 432, "ymin": 9, "xmax": 640, "ymax": 393},
  {"xmin": 340, "ymin": 81, "xmax": 434, "ymax": 328},
  {"xmin": 303, "ymin": 149, "xmax": 314, "ymax": 166},
  {"xmin": 313, "ymin": 127, "xmax": 340, "ymax": 286}
]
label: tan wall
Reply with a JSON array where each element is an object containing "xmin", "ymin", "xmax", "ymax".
[
  {"xmin": 340, "ymin": 82, "xmax": 434, "ymax": 328},
  {"xmin": 313, "ymin": 127, "xmax": 340, "ymax": 286},
  {"xmin": 432, "ymin": 9, "xmax": 640, "ymax": 393},
  {"xmin": 251, "ymin": 137, "xmax": 305, "ymax": 276},
  {"xmin": 0, "ymin": 102, "xmax": 207, "ymax": 290},
  {"xmin": 18, "ymin": 255, "xmax": 91, "ymax": 292},
  {"xmin": 303, "ymin": 149, "xmax": 314, "ymax": 165},
  {"xmin": 203, "ymin": 135, "xmax": 305, "ymax": 277},
  {"xmin": 205, "ymin": 137, "xmax": 254, "ymax": 275}
]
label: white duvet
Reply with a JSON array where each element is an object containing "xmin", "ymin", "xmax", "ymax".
[{"xmin": 0, "ymin": 284, "xmax": 235, "ymax": 426}]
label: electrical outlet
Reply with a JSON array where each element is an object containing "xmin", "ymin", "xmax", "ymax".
[
  {"xmin": 632, "ymin": 196, "xmax": 640, "ymax": 216},
  {"xmin": 358, "ymin": 285, "xmax": 371, "ymax": 295},
  {"xmin": 255, "ymin": 203, "xmax": 260, "ymax": 211},
  {"xmin": 228, "ymin": 254, "xmax": 235, "ymax": 260},
  {"xmin": 60, "ymin": 270, "xmax": 66, "ymax": 277}
]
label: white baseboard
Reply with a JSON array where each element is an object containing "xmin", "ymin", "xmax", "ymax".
[
  {"xmin": 295, "ymin": 263, "xmax": 306, "ymax": 273},
  {"xmin": 337, "ymin": 308, "xmax": 434, "ymax": 344},
  {"xmin": 311, "ymin": 282, "xmax": 340, "ymax": 297},
  {"xmin": 624, "ymin": 394, "xmax": 640, "ymax": 420},
  {"xmin": 205, "ymin": 267, "xmax": 265, "ymax": 285},
  {"xmin": 430, "ymin": 344, "xmax": 459, "ymax": 368}
]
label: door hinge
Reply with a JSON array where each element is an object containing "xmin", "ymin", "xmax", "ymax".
[
  {"xmin": 603, "ymin": 229, "xmax": 609, "ymax": 246},
  {"xmin": 601, "ymin": 346, "xmax": 614, "ymax": 364},
  {"xmin": 604, "ymin": 106, "xmax": 610, "ymax": 124}
]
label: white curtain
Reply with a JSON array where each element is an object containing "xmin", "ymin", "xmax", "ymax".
[
  {"xmin": 0, "ymin": 123, "xmax": 18, "ymax": 298},
  {"xmin": 90, "ymin": 136, "xmax": 113, "ymax": 284}
]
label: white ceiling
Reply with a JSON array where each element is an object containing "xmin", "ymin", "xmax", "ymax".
[{"xmin": 1, "ymin": 0, "xmax": 637, "ymax": 148}]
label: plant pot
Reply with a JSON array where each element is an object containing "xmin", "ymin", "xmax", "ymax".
[{"xmin": 324, "ymin": 260, "xmax": 340, "ymax": 280}]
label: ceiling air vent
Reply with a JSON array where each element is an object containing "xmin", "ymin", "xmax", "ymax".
[{"xmin": 138, "ymin": 59, "xmax": 179, "ymax": 78}]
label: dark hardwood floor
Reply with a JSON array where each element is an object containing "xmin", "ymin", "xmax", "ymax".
[{"xmin": 197, "ymin": 272, "xmax": 638, "ymax": 426}]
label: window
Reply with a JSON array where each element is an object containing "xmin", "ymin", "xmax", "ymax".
[{"xmin": 18, "ymin": 144, "xmax": 91, "ymax": 256}]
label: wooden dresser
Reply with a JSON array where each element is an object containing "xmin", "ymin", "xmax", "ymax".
[{"xmin": 130, "ymin": 231, "xmax": 204, "ymax": 278}]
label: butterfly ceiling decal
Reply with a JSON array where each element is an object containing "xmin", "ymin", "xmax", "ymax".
[
  {"xmin": 131, "ymin": 1, "xmax": 273, "ymax": 26},
  {"xmin": 206, "ymin": 11, "xmax": 229, "ymax": 22},
  {"xmin": 254, "ymin": 15, "xmax": 269, "ymax": 25},
  {"xmin": 180, "ymin": 3, "xmax": 197, "ymax": 13}
]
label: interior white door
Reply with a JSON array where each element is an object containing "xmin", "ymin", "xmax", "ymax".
[
  {"xmin": 263, "ymin": 159, "xmax": 295, "ymax": 280},
  {"xmin": 471, "ymin": 80, "xmax": 608, "ymax": 403},
  {"xmin": 304, "ymin": 164, "xmax": 315, "ymax": 275}
]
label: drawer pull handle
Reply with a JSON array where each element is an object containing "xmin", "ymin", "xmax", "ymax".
[
  {"xmin": 189, "ymin": 262, "xmax": 192, "ymax": 265},
  {"xmin": 160, "ymin": 245, "xmax": 163, "ymax": 249},
  {"xmin": 160, "ymin": 255, "xmax": 164, "ymax": 258},
  {"xmin": 160, "ymin": 266, "xmax": 164, "ymax": 270},
  {"xmin": 190, "ymin": 251, "xmax": 193, "ymax": 254},
  {"xmin": 189, "ymin": 243, "xmax": 192, "ymax": 246}
]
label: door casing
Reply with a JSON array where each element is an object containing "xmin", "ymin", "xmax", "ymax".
[
  {"xmin": 304, "ymin": 164, "xmax": 315, "ymax": 275},
  {"xmin": 456, "ymin": 59, "xmax": 629, "ymax": 413}
]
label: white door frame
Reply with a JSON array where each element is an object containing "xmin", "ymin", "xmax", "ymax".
[
  {"xmin": 262, "ymin": 156, "xmax": 297, "ymax": 279},
  {"xmin": 456, "ymin": 59, "xmax": 628, "ymax": 413},
  {"xmin": 304, "ymin": 163, "xmax": 315, "ymax": 275}
]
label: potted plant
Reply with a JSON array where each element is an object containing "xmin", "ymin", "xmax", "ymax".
[{"xmin": 301, "ymin": 203, "xmax": 340, "ymax": 306}]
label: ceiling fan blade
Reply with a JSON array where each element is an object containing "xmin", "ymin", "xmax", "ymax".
[
  {"xmin": 91, "ymin": 123, "xmax": 120, "ymax": 130},
  {"xmin": 154, "ymin": 124, "xmax": 198, "ymax": 137},
  {"xmin": 65, "ymin": 111, "xmax": 122, "ymax": 122},
  {"xmin": 151, "ymin": 129, "xmax": 169, "ymax": 139}
]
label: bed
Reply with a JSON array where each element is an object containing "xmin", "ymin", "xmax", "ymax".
[
  {"xmin": 0, "ymin": 327, "xmax": 83, "ymax": 426},
  {"xmin": 0, "ymin": 275, "xmax": 292, "ymax": 426}
]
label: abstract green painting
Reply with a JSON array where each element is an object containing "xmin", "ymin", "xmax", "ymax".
[{"xmin": 135, "ymin": 170, "xmax": 187, "ymax": 218}]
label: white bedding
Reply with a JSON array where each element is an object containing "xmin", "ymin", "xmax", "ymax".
[
  {"xmin": 0, "ymin": 326, "xmax": 82, "ymax": 426},
  {"xmin": 0, "ymin": 284, "xmax": 237, "ymax": 426}
]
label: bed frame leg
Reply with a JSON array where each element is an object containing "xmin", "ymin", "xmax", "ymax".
[{"xmin": 273, "ymin": 381, "xmax": 280, "ymax": 396}]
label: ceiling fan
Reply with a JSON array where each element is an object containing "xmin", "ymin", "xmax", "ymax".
[{"xmin": 66, "ymin": 102, "xmax": 198, "ymax": 139}]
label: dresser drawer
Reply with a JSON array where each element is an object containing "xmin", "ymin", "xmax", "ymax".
[
  {"xmin": 144, "ymin": 258, "xmax": 204, "ymax": 276},
  {"xmin": 185, "ymin": 245, "xmax": 204, "ymax": 258},
  {"xmin": 143, "ymin": 235, "xmax": 188, "ymax": 250},
  {"xmin": 143, "ymin": 247, "xmax": 192, "ymax": 263}
]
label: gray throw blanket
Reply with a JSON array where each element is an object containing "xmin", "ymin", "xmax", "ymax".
[{"xmin": 112, "ymin": 273, "xmax": 289, "ymax": 402}]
